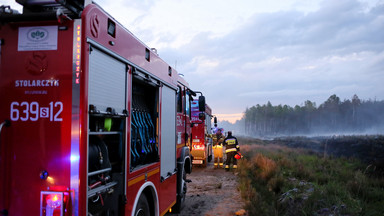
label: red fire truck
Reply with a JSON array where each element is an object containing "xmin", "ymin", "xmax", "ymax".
[
  {"xmin": 190, "ymin": 99, "xmax": 213, "ymax": 167},
  {"xmin": 0, "ymin": 1, "xmax": 205, "ymax": 215}
]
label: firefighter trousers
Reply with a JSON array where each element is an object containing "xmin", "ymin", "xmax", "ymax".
[
  {"xmin": 213, "ymin": 145, "xmax": 223, "ymax": 168},
  {"xmin": 225, "ymin": 151, "xmax": 237, "ymax": 171}
]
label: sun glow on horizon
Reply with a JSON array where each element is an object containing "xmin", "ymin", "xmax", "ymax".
[{"xmin": 215, "ymin": 113, "xmax": 243, "ymax": 124}]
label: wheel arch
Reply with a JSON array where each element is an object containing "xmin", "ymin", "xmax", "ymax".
[
  {"xmin": 178, "ymin": 146, "xmax": 192, "ymax": 174},
  {"xmin": 131, "ymin": 181, "xmax": 159, "ymax": 216}
]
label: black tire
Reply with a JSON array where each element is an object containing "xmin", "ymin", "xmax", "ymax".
[
  {"xmin": 203, "ymin": 157, "xmax": 207, "ymax": 167},
  {"xmin": 135, "ymin": 194, "xmax": 150, "ymax": 216},
  {"xmin": 174, "ymin": 164, "xmax": 187, "ymax": 213},
  {"xmin": 208, "ymin": 145, "xmax": 213, "ymax": 162}
]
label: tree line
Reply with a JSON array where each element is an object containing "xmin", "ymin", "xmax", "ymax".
[{"xmin": 229, "ymin": 94, "xmax": 384, "ymax": 137}]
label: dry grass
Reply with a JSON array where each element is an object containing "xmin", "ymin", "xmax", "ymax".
[
  {"xmin": 251, "ymin": 154, "xmax": 278, "ymax": 181},
  {"xmin": 237, "ymin": 137, "xmax": 384, "ymax": 216}
]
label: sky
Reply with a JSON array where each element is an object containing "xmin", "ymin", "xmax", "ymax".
[{"xmin": 3, "ymin": 0, "xmax": 384, "ymax": 123}]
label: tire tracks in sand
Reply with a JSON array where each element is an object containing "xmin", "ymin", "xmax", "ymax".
[{"xmin": 175, "ymin": 161, "xmax": 246, "ymax": 216}]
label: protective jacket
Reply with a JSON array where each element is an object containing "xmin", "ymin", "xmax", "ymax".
[
  {"xmin": 223, "ymin": 135, "xmax": 240, "ymax": 153},
  {"xmin": 208, "ymin": 133, "xmax": 225, "ymax": 146}
]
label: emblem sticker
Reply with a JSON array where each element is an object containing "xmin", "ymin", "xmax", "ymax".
[
  {"xmin": 18, "ymin": 26, "xmax": 58, "ymax": 51},
  {"xmin": 27, "ymin": 28, "xmax": 49, "ymax": 41}
]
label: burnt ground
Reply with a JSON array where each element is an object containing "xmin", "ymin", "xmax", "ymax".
[{"xmin": 172, "ymin": 161, "xmax": 246, "ymax": 216}]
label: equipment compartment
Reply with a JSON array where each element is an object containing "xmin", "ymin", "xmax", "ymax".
[
  {"xmin": 130, "ymin": 78, "xmax": 159, "ymax": 170},
  {"xmin": 87, "ymin": 114, "xmax": 126, "ymax": 215}
]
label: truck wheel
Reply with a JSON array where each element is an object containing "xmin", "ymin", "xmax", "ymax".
[
  {"xmin": 208, "ymin": 145, "xmax": 213, "ymax": 162},
  {"xmin": 203, "ymin": 157, "xmax": 208, "ymax": 168},
  {"xmin": 135, "ymin": 194, "xmax": 150, "ymax": 216},
  {"xmin": 174, "ymin": 164, "xmax": 187, "ymax": 213},
  {"xmin": 203, "ymin": 157, "xmax": 207, "ymax": 167}
]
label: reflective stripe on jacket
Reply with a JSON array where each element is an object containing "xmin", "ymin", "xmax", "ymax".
[
  {"xmin": 223, "ymin": 136, "xmax": 240, "ymax": 152},
  {"xmin": 225, "ymin": 148, "xmax": 237, "ymax": 153}
]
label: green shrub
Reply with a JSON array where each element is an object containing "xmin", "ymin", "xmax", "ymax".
[{"xmin": 237, "ymin": 140, "xmax": 384, "ymax": 216}]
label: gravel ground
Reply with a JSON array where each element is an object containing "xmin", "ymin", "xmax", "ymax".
[{"xmin": 172, "ymin": 160, "xmax": 246, "ymax": 216}]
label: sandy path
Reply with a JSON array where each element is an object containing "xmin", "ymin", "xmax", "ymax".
[{"xmin": 174, "ymin": 161, "xmax": 246, "ymax": 216}]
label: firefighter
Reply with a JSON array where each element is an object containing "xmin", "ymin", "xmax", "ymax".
[
  {"xmin": 223, "ymin": 131, "xmax": 240, "ymax": 171},
  {"xmin": 208, "ymin": 128, "xmax": 225, "ymax": 168}
]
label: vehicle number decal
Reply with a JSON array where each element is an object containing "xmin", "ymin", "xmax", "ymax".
[{"xmin": 10, "ymin": 101, "xmax": 63, "ymax": 122}]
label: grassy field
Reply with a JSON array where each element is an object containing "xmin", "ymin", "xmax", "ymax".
[{"xmin": 237, "ymin": 137, "xmax": 384, "ymax": 216}]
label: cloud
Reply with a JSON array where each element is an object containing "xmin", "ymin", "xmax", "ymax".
[
  {"xmin": 4, "ymin": 0, "xmax": 382, "ymax": 122},
  {"xmin": 188, "ymin": 56, "xmax": 220, "ymax": 74},
  {"xmin": 97, "ymin": 0, "xmax": 384, "ymax": 117},
  {"xmin": 166, "ymin": 0, "xmax": 384, "ymax": 117}
]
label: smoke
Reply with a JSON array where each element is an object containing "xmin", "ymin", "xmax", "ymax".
[{"xmin": 222, "ymin": 95, "xmax": 384, "ymax": 138}]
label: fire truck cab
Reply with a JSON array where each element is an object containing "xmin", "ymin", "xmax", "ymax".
[
  {"xmin": 0, "ymin": 1, "xmax": 204, "ymax": 215},
  {"xmin": 190, "ymin": 98, "xmax": 213, "ymax": 167}
]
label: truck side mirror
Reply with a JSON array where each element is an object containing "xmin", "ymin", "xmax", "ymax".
[
  {"xmin": 198, "ymin": 96, "xmax": 205, "ymax": 112},
  {"xmin": 214, "ymin": 116, "xmax": 217, "ymax": 124},
  {"xmin": 198, "ymin": 112, "xmax": 205, "ymax": 120}
]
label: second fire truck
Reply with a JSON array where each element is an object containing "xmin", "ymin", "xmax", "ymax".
[{"xmin": 190, "ymin": 99, "xmax": 213, "ymax": 167}]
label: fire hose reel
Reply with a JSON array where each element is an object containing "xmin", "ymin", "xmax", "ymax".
[{"xmin": 88, "ymin": 136, "xmax": 111, "ymax": 172}]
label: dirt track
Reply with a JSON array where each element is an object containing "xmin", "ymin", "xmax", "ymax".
[{"xmin": 174, "ymin": 161, "xmax": 246, "ymax": 216}]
